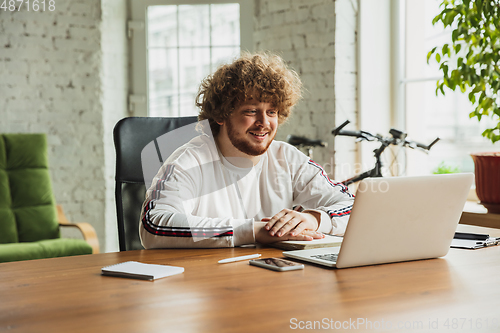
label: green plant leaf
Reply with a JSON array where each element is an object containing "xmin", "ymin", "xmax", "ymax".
[
  {"xmin": 439, "ymin": 83, "xmax": 446, "ymax": 95},
  {"xmin": 477, "ymin": 0, "xmax": 484, "ymax": 13},
  {"xmin": 468, "ymin": 91, "xmax": 476, "ymax": 103},
  {"xmin": 442, "ymin": 43, "xmax": 449, "ymax": 56},
  {"xmin": 432, "ymin": 15, "xmax": 441, "ymax": 25},
  {"xmin": 427, "ymin": 47, "xmax": 437, "ymax": 63},
  {"xmin": 443, "ymin": 64, "xmax": 449, "ymax": 76},
  {"xmin": 429, "ymin": 0, "xmax": 500, "ymax": 144},
  {"xmin": 482, "ymin": 128, "xmax": 492, "ymax": 139}
]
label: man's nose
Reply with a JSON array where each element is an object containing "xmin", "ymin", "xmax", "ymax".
[{"xmin": 256, "ymin": 112, "xmax": 270, "ymax": 127}]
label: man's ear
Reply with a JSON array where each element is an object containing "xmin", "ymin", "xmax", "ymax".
[{"xmin": 216, "ymin": 118, "xmax": 224, "ymax": 126}]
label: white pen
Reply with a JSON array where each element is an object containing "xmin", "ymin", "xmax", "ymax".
[{"xmin": 218, "ymin": 254, "xmax": 261, "ymax": 264}]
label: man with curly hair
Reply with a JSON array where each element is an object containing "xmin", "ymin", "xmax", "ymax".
[{"xmin": 140, "ymin": 52, "xmax": 354, "ymax": 248}]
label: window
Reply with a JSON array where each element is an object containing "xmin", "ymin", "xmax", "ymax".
[
  {"xmin": 148, "ymin": 4, "xmax": 240, "ymax": 117},
  {"xmin": 402, "ymin": 0, "xmax": 496, "ymax": 176},
  {"xmin": 129, "ymin": 0, "xmax": 253, "ymax": 117}
]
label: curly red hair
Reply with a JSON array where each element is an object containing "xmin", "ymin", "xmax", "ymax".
[{"xmin": 196, "ymin": 52, "xmax": 302, "ymax": 135}]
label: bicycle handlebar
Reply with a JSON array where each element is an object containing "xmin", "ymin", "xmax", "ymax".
[
  {"xmin": 332, "ymin": 120, "xmax": 369, "ymax": 139},
  {"xmin": 332, "ymin": 119, "xmax": 439, "ymax": 151},
  {"xmin": 404, "ymin": 136, "xmax": 440, "ymax": 151},
  {"xmin": 331, "ymin": 120, "xmax": 351, "ymax": 136},
  {"xmin": 417, "ymin": 137, "xmax": 440, "ymax": 150},
  {"xmin": 337, "ymin": 130, "xmax": 363, "ymax": 138}
]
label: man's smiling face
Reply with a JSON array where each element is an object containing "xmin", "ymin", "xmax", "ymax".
[{"xmin": 222, "ymin": 99, "xmax": 279, "ymax": 157}]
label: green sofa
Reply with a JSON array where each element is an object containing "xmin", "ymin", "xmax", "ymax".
[{"xmin": 0, "ymin": 134, "xmax": 99, "ymax": 263}]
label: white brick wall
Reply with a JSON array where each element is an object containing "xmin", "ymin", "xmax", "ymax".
[
  {"xmin": 101, "ymin": 0, "xmax": 128, "ymax": 252},
  {"xmin": 253, "ymin": 0, "xmax": 359, "ymax": 181},
  {"xmin": 0, "ymin": 0, "xmax": 357, "ymax": 251},
  {"xmin": 0, "ymin": 0, "xmax": 127, "ymax": 252},
  {"xmin": 334, "ymin": 0, "xmax": 359, "ymax": 182}
]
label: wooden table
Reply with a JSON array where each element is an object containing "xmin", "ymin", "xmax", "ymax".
[{"xmin": 2, "ymin": 225, "xmax": 500, "ymax": 333}]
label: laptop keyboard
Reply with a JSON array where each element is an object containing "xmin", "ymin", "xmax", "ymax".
[{"xmin": 311, "ymin": 253, "xmax": 338, "ymax": 262}]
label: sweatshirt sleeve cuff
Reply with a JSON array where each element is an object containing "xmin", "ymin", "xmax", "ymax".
[
  {"xmin": 303, "ymin": 209, "xmax": 332, "ymax": 234},
  {"xmin": 232, "ymin": 219, "xmax": 255, "ymax": 246}
]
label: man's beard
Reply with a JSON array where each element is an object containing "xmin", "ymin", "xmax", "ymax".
[{"xmin": 226, "ymin": 119, "xmax": 275, "ymax": 156}]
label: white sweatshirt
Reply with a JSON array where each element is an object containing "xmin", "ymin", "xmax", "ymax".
[{"xmin": 139, "ymin": 134, "xmax": 354, "ymax": 249}]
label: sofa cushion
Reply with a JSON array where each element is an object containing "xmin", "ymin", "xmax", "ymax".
[
  {"xmin": 0, "ymin": 137, "xmax": 17, "ymax": 243},
  {"xmin": 0, "ymin": 208, "xmax": 17, "ymax": 244},
  {"xmin": 0, "ymin": 238, "xmax": 92, "ymax": 263},
  {"xmin": 4, "ymin": 133, "xmax": 48, "ymax": 169},
  {"xmin": 15, "ymin": 205, "xmax": 59, "ymax": 242},
  {"xmin": 2, "ymin": 134, "xmax": 59, "ymax": 242}
]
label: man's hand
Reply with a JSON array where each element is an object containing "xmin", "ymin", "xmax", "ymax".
[
  {"xmin": 254, "ymin": 221, "xmax": 324, "ymax": 244},
  {"xmin": 263, "ymin": 209, "xmax": 320, "ymax": 237}
]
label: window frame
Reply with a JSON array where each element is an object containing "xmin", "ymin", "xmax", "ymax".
[
  {"xmin": 128, "ymin": 0, "xmax": 253, "ymax": 117},
  {"xmin": 399, "ymin": 0, "xmax": 496, "ymax": 177}
]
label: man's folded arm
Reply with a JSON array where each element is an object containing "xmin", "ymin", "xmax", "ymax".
[
  {"xmin": 140, "ymin": 207, "xmax": 255, "ymax": 249},
  {"xmin": 139, "ymin": 162, "xmax": 256, "ymax": 248}
]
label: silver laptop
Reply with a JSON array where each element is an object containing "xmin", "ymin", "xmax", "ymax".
[{"xmin": 283, "ymin": 174, "xmax": 473, "ymax": 268}]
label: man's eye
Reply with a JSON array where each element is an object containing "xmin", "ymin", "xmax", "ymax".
[
  {"xmin": 245, "ymin": 110, "xmax": 257, "ymax": 114},
  {"xmin": 268, "ymin": 110, "xmax": 277, "ymax": 116}
]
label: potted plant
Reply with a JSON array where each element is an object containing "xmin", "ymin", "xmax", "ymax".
[{"xmin": 428, "ymin": 0, "xmax": 500, "ymax": 213}]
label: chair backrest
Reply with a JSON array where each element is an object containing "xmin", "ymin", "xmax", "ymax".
[
  {"xmin": 0, "ymin": 134, "xmax": 60, "ymax": 244},
  {"xmin": 113, "ymin": 116, "xmax": 199, "ymax": 251}
]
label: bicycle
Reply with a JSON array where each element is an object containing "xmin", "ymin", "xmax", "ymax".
[{"xmin": 332, "ymin": 120, "xmax": 440, "ymax": 186}]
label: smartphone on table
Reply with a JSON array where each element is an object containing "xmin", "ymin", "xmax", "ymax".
[{"xmin": 249, "ymin": 258, "xmax": 304, "ymax": 271}]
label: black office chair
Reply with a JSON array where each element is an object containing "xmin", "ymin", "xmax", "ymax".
[{"xmin": 113, "ymin": 116, "xmax": 199, "ymax": 251}]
